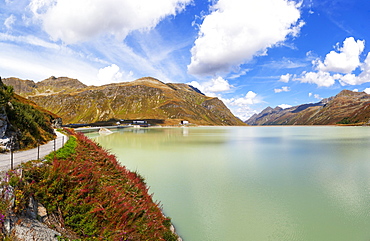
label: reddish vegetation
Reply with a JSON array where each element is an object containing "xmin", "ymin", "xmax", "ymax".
[{"xmin": 26, "ymin": 129, "xmax": 178, "ymax": 240}]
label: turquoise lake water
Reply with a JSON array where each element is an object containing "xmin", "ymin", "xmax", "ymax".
[{"xmin": 87, "ymin": 126, "xmax": 370, "ymax": 241}]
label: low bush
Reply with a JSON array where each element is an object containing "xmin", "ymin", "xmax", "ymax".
[{"xmin": 20, "ymin": 129, "xmax": 178, "ymax": 240}]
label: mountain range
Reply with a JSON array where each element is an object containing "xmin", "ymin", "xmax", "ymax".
[
  {"xmin": 246, "ymin": 90, "xmax": 370, "ymax": 125},
  {"xmin": 3, "ymin": 76, "xmax": 245, "ymax": 126}
]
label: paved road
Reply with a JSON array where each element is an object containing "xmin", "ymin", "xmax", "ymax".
[{"xmin": 0, "ymin": 131, "xmax": 68, "ymax": 172}]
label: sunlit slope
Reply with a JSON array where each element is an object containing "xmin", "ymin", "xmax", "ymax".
[
  {"xmin": 246, "ymin": 90, "xmax": 370, "ymax": 125},
  {"xmin": 4, "ymin": 77, "xmax": 245, "ymax": 126}
]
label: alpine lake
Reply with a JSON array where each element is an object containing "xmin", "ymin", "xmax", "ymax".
[{"xmin": 85, "ymin": 126, "xmax": 370, "ymax": 241}]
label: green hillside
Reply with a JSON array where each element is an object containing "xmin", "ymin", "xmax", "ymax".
[{"xmin": 0, "ymin": 77, "xmax": 57, "ymax": 150}]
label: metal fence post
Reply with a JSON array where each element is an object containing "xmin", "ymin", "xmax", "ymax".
[
  {"xmin": 10, "ymin": 148, "xmax": 13, "ymax": 170},
  {"xmin": 37, "ymin": 139, "xmax": 40, "ymax": 160},
  {"xmin": 9, "ymin": 136, "xmax": 14, "ymax": 170}
]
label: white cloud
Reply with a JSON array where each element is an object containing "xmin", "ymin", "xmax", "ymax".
[
  {"xmin": 0, "ymin": 33, "xmax": 60, "ymax": 50},
  {"xmin": 206, "ymin": 76, "xmax": 232, "ymax": 93},
  {"xmin": 358, "ymin": 53, "xmax": 370, "ymax": 83},
  {"xmin": 337, "ymin": 73, "xmax": 358, "ymax": 86},
  {"xmin": 364, "ymin": 88, "xmax": 370, "ymax": 94},
  {"xmin": 278, "ymin": 104, "xmax": 292, "ymax": 109},
  {"xmin": 4, "ymin": 14, "xmax": 16, "ymax": 29},
  {"xmin": 29, "ymin": 0, "xmax": 192, "ymax": 44},
  {"xmin": 274, "ymin": 86, "xmax": 290, "ymax": 93},
  {"xmin": 187, "ymin": 80, "xmax": 204, "ymax": 92},
  {"xmin": 309, "ymin": 92, "xmax": 322, "ymax": 100},
  {"xmin": 223, "ymin": 91, "xmax": 261, "ymax": 106},
  {"xmin": 290, "ymin": 37, "xmax": 370, "ymax": 87},
  {"xmin": 0, "ymin": 42, "xmax": 99, "ymax": 83},
  {"xmin": 187, "ymin": 76, "xmax": 232, "ymax": 96},
  {"xmin": 186, "ymin": 80, "xmax": 261, "ymax": 120},
  {"xmin": 234, "ymin": 91, "xmax": 259, "ymax": 105},
  {"xmin": 233, "ymin": 107, "xmax": 258, "ymax": 121},
  {"xmin": 334, "ymin": 52, "xmax": 370, "ymax": 86},
  {"xmin": 188, "ymin": 0, "xmax": 303, "ymax": 76},
  {"xmin": 221, "ymin": 91, "xmax": 262, "ymax": 121},
  {"xmin": 97, "ymin": 64, "xmax": 134, "ymax": 85},
  {"xmin": 300, "ymin": 71, "xmax": 337, "ymax": 87},
  {"xmin": 279, "ymin": 73, "xmax": 292, "ymax": 82},
  {"xmin": 317, "ymin": 37, "xmax": 364, "ymax": 73},
  {"xmin": 228, "ymin": 69, "xmax": 250, "ymax": 79}
]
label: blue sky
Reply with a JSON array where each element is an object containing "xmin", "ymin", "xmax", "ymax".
[{"xmin": 1, "ymin": 0, "xmax": 370, "ymax": 120}]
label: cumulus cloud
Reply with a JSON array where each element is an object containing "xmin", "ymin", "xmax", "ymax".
[
  {"xmin": 325, "ymin": 51, "xmax": 370, "ymax": 86},
  {"xmin": 188, "ymin": 76, "xmax": 232, "ymax": 96},
  {"xmin": 221, "ymin": 91, "xmax": 262, "ymax": 121},
  {"xmin": 279, "ymin": 73, "xmax": 292, "ymax": 83},
  {"xmin": 364, "ymin": 88, "xmax": 370, "ymax": 94},
  {"xmin": 278, "ymin": 104, "xmax": 292, "ymax": 109},
  {"xmin": 97, "ymin": 64, "xmax": 133, "ymax": 85},
  {"xmin": 206, "ymin": 76, "xmax": 232, "ymax": 92},
  {"xmin": 187, "ymin": 78, "xmax": 261, "ymax": 120},
  {"xmin": 317, "ymin": 37, "xmax": 364, "ymax": 73},
  {"xmin": 187, "ymin": 80, "xmax": 204, "ymax": 92},
  {"xmin": 4, "ymin": 14, "xmax": 16, "ymax": 29},
  {"xmin": 293, "ymin": 37, "xmax": 370, "ymax": 87},
  {"xmin": 188, "ymin": 0, "xmax": 303, "ymax": 76},
  {"xmin": 356, "ymin": 53, "xmax": 370, "ymax": 83},
  {"xmin": 232, "ymin": 91, "xmax": 260, "ymax": 105},
  {"xmin": 300, "ymin": 71, "xmax": 338, "ymax": 87},
  {"xmin": 274, "ymin": 86, "xmax": 290, "ymax": 93},
  {"xmin": 29, "ymin": 0, "xmax": 192, "ymax": 44}
]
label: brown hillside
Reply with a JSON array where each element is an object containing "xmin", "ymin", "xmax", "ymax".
[
  {"xmin": 246, "ymin": 90, "xmax": 370, "ymax": 125},
  {"xmin": 3, "ymin": 76, "xmax": 87, "ymax": 97},
  {"xmin": 5, "ymin": 76, "xmax": 245, "ymax": 126}
]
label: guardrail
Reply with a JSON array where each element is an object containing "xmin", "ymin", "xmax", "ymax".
[{"xmin": 0, "ymin": 134, "xmax": 67, "ymax": 172}]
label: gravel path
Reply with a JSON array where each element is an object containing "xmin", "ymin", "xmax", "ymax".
[{"xmin": 0, "ymin": 131, "xmax": 68, "ymax": 172}]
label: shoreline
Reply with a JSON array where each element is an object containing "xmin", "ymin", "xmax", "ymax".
[{"xmin": 0, "ymin": 129, "xmax": 182, "ymax": 240}]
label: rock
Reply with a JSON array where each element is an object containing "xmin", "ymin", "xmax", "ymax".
[
  {"xmin": 0, "ymin": 115, "xmax": 7, "ymax": 138},
  {"xmin": 12, "ymin": 217, "xmax": 61, "ymax": 241},
  {"xmin": 99, "ymin": 127, "xmax": 113, "ymax": 135},
  {"xmin": 1, "ymin": 185, "xmax": 61, "ymax": 240},
  {"xmin": 51, "ymin": 118, "xmax": 62, "ymax": 129},
  {"xmin": 26, "ymin": 196, "xmax": 38, "ymax": 220},
  {"xmin": 37, "ymin": 203, "xmax": 48, "ymax": 223},
  {"xmin": 170, "ymin": 224, "xmax": 183, "ymax": 241},
  {"xmin": 0, "ymin": 110, "xmax": 9, "ymax": 149}
]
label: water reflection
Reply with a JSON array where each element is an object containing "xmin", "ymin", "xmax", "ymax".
[{"xmin": 88, "ymin": 126, "xmax": 370, "ymax": 241}]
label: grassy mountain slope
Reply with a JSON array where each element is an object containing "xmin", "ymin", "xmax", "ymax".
[
  {"xmin": 5, "ymin": 77, "xmax": 245, "ymax": 126},
  {"xmin": 246, "ymin": 90, "xmax": 370, "ymax": 125},
  {"xmin": 0, "ymin": 78, "xmax": 57, "ymax": 150}
]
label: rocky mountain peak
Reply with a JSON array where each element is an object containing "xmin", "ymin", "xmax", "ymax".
[
  {"xmin": 37, "ymin": 76, "xmax": 87, "ymax": 89},
  {"xmin": 246, "ymin": 89, "xmax": 370, "ymax": 125}
]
